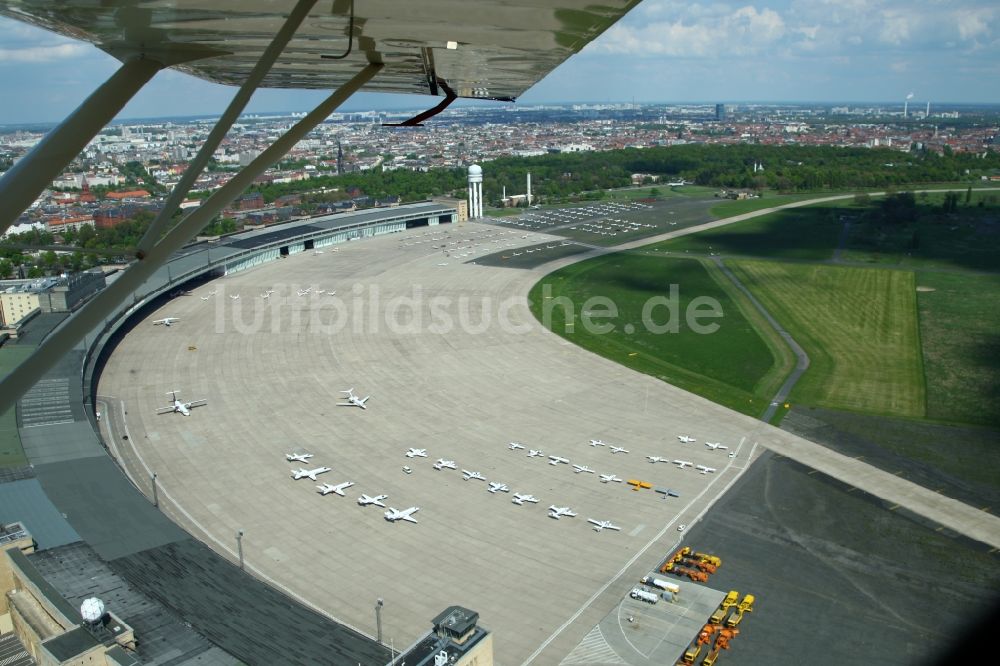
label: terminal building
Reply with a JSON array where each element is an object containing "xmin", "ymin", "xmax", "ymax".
[{"xmin": 0, "ymin": 201, "xmax": 495, "ymax": 665}]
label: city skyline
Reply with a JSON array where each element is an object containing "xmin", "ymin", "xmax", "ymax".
[{"xmin": 0, "ymin": 0, "xmax": 998, "ymax": 124}]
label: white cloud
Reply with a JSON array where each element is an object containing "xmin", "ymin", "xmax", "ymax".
[
  {"xmin": 0, "ymin": 42, "xmax": 90, "ymax": 63},
  {"xmin": 592, "ymin": 5, "xmax": 786, "ymax": 57}
]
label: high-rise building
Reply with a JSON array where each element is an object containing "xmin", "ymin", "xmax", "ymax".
[{"xmin": 715, "ymin": 104, "xmax": 727, "ymax": 122}]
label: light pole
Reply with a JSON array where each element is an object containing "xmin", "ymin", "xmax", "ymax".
[
  {"xmin": 151, "ymin": 472, "xmax": 158, "ymax": 508},
  {"xmin": 375, "ymin": 598, "xmax": 383, "ymax": 645},
  {"xmin": 236, "ymin": 530, "xmax": 244, "ymax": 570}
]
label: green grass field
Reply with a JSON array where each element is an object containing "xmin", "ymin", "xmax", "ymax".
[
  {"xmin": 916, "ymin": 271, "xmax": 1000, "ymax": 426},
  {"xmin": 529, "ymin": 254, "xmax": 790, "ymax": 416},
  {"xmin": 0, "ymin": 344, "xmax": 33, "ymax": 468},
  {"xmin": 841, "ymin": 191, "xmax": 1000, "ymax": 272},
  {"xmin": 726, "ymin": 260, "xmax": 926, "ymax": 417},
  {"xmin": 653, "ymin": 202, "xmax": 845, "ymax": 261}
]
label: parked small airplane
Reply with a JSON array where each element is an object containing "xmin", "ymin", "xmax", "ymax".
[
  {"xmin": 229, "ymin": 294, "xmax": 240, "ymax": 300},
  {"xmin": 155, "ymin": 390, "xmax": 207, "ymax": 416},
  {"xmin": 405, "ymin": 448, "xmax": 427, "ymax": 458},
  {"xmin": 508, "ymin": 442, "xmax": 525, "ymax": 451},
  {"xmin": 673, "ymin": 460, "xmax": 694, "ymax": 469},
  {"xmin": 433, "ymin": 459, "xmax": 456, "ymax": 470},
  {"xmin": 291, "ymin": 466, "xmax": 331, "ymax": 481},
  {"xmin": 358, "ymin": 494, "xmax": 388, "ymax": 507},
  {"xmin": 512, "ymin": 493, "xmax": 539, "ymax": 505},
  {"xmin": 527, "ymin": 449, "xmax": 544, "ymax": 458},
  {"xmin": 600, "ymin": 474, "xmax": 623, "ymax": 483},
  {"xmin": 338, "ymin": 388, "xmax": 371, "ymax": 409},
  {"xmin": 462, "ymin": 470, "xmax": 486, "ymax": 481},
  {"xmin": 572, "ymin": 464, "xmax": 595, "ymax": 474},
  {"xmin": 705, "ymin": 442, "xmax": 728, "ymax": 450},
  {"xmin": 646, "ymin": 456, "xmax": 670, "ymax": 463},
  {"xmin": 677, "ymin": 435, "xmax": 696, "ymax": 443},
  {"xmin": 589, "ymin": 439, "xmax": 606, "ymax": 447},
  {"xmin": 152, "ymin": 317, "xmax": 180, "ymax": 327},
  {"xmin": 548, "ymin": 455, "xmax": 570, "ymax": 466},
  {"xmin": 487, "ymin": 482, "xmax": 510, "ymax": 494},
  {"xmin": 317, "ymin": 481, "xmax": 354, "ymax": 496},
  {"xmin": 200, "ymin": 296, "xmax": 211, "ymax": 300},
  {"xmin": 696, "ymin": 465, "xmax": 717, "ymax": 475},
  {"xmin": 588, "ymin": 519, "xmax": 621, "ymax": 533},
  {"xmin": 548, "ymin": 506, "xmax": 577, "ymax": 519},
  {"xmin": 384, "ymin": 506, "xmax": 419, "ymax": 523},
  {"xmin": 285, "ymin": 453, "xmax": 313, "ymax": 463}
]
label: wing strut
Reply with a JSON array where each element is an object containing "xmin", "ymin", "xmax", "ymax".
[
  {"xmin": 0, "ymin": 57, "xmax": 163, "ymax": 236},
  {"xmin": 383, "ymin": 79, "xmax": 458, "ymax": 127},
  {"xmin": 138, "ymin": 0, "xmax": 321, "ymax": 251},
  {"xmin": 0, "ymin": 53, "xmax": 381, "ymax": 416}
]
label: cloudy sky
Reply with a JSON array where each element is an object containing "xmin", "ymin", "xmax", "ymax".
[{"xmin": 0, "ymin": 0, "xmax": 997, "ymax": 124}]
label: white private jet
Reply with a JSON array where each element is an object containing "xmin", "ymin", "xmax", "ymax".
[
  {"xmin": 572, "ymin": 464, "xmax": 595, "ymax": 474},
  {"xmin": 508, "ymin": 442, "xmax": 525, "ymax": 451},
  {"xmin": 527, "ymin": 449, "xmax": 544, "ymax": 458},
  {"xmin": 291, "ymin": 466, "xmax": 331, "ymax": 481},
  {"xmin": 317, "ymin": 481, "xmax": 354, "ymax": 496},
  {"xmin": 599, "ymin": 474, "xmax": 623, "ymax": 483},
  {"xmin": 677, "ymin": 435, "xmax": 696, "ymax": 443},
  {"xmin": 433, "ymin": 459, "xmax": 456, "ymax": 470},
  {"xmin": 152, "ymin": 317, "xmax": 180, "ymax": 327},
  {"xmin": 588, "ymin": 519, "xmax": 621, "ymax": 533},
  {"xmin": 673, "ymin": 460, "xmax": 695, "ymax": 469},
  {"xmin": 705, "ymin": 442, "xmax": 729, "ymax": 451},
  {"xmin": 589, "ymin": 439, "xmax": 606, "ymax": 447},
  {"xmin": 696, "ymin": 465, "xmax": 717, "ymax": 475},
  {"xmin": 358, "ymin": 494, "xmax": 388, "ymax": 507},
  {"xmin": 610, "ymin": 446, "xmax": 629, "ymax": 454},
  {"xmin": 285, "ymin": 453, "xmax": 313, "ymax": 463},
  {"xmin": 338, "ymin": 389, "xmax": 371, "ymax": 409},
  {"xmin": 384, "ymin": 507, "xmax": 419, "ymax": 524},
  {"xmin": 405, "ymin": 448, "xmax": 427, "ymax": 458},
  {"xmin": 512, "ymin": 493, "xmax": 539, "ymax": 505},
  {"xmin": 548, "ymin": 455, "xmax": 570, "ymax": 466},
  {"xmin": 487, "ymin": 482, "xmax": 510, "ymax": 494},
  {"xmin": 646, "ymin": 456, "xmax": 670, "ymax": 464},
  {"xmin": 155, "ymin": 390, "xmax": 207, "ymax": 416},
  {"xmin": 462, "ymin": 470, "xmax": 486, "ymax": 481},
  {"xmin": 548, "ymin": 506, "xmax": 577, "ymax": 519}
]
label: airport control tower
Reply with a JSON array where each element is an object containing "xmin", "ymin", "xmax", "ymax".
[{"xmin": 467, "ymin": 164, "xmax": 483, "ymax": 219}]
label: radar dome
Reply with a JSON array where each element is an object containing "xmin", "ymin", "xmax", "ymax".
[
  {"xmin": 467, "ymin": 164, "xmax": 482, "ymax": 176},
  {"xmin": 80, "ymin": 597, "xmax": 105, "ymax": 624}
]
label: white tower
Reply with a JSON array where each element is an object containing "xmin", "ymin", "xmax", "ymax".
[
  {"xmin": 526, "ymin": 172, "xmax": 532, "ymax": 206},
  {"xmin": 467, "ymin": 164, "xmax": 483, "ymax": 219}
]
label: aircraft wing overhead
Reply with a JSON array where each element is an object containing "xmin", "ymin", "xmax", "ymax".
[{"xmin": 0, "ymin": 0, "xmax": 643, "ymax": 102}]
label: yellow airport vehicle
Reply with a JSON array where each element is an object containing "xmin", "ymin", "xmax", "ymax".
[
  {"xmin": 725, "ymin": 594, "xmax": 755, "ymax": 628},
  {"xmin": 709, "ymin": 590, "xmax": 739, "ymax": 624}
]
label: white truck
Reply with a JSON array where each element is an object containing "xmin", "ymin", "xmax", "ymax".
[
  {"xmin": 641, "ymin": 576, "xmax": 681, "ymax": 595},
  {"xmin": 630, "ymin": 588, "xmax": 659, "ymax": 604}
]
